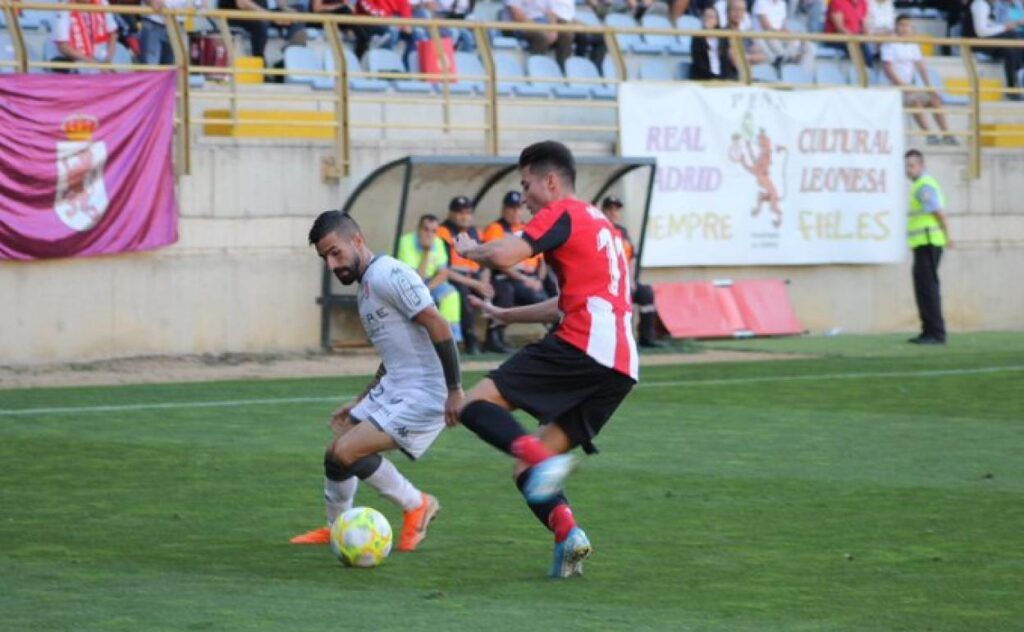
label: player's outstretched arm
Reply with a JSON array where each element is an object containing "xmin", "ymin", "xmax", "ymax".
[
  {"xmin": 469, "ymin": 295, "xmax": 561, "ymax": 325},
  {"xmin": 454, "ymin": 232, "xmax": 534, "ymax": 269},
  {"xmin": 413, "ymin": 306, "xmax": 465, "ymax": 427}
]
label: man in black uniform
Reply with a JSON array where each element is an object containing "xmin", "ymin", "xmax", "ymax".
[{"xmin": 601, "ymin": 196, "xmax": 665, "ymax": 348}]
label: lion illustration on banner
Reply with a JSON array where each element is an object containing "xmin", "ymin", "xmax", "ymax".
[{"xmin": 728, "ymin": 110, "xmax": 788, "ymax": 229}]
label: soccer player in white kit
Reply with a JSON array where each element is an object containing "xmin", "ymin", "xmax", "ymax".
[{"xmin": 291, "ymin": 210, "xmax": 464, "ymax": 552}]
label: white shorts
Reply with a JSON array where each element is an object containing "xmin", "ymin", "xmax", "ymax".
[{"xmin": 350, "ymin": 387, "xmax": 445, "ymax": 460}]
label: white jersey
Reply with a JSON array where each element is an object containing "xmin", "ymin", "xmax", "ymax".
[{"xmin": 357, "ymin": 255, "xmax": 446, "ymax": 408}]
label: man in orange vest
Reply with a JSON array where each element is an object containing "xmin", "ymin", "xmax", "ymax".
[
  {"xmin": 437, "ymin": 196, "xmax": 494, "ymax": 355},
  {"xmin": 602, "ymin": 196, "xmax": 664, "ymax": 348},
  {"xmin": 481, "ymin": 191, "xmax": 551, "ymax": 353}
]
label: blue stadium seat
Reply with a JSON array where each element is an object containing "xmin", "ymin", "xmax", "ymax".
[
  {"xmin": 284, "ymin": 45, "xmax": 320, "ymax": 84},
  {"xmin": 751, "ymin": 63, "xmax": 778, "ymax": 82},
  {"xmin": 367, "ymin": 48, "xmax": 433, "ymax": 93},
  {"xmin": 674, "ymin": 15, "xmax": 701, "ymax": 54},
  {"xmin": 814, "ymin": 63, "xmax": 847, "ymax": 85},
  {"xmin": 780, "ymin": 64, "xmax": 812, "ymax": 85},
  {"xmin": 335, "ymin": 48, "xmax": 388, "ymax": 92},
  {"xmin": 575, "ymin": 9, "xmax": 601, "ymax": 26},
  {"xmin": 527, "ymin": 54, "xmax": 589, "ymax": 98},
  {"xmin": 639, "ymin": 57, "xmax": 675, "ymax": 80},
  {"xmin": 19, "ymin": 10, "xmax": 51, "ymax": 32},
  {"xmin": 605, "ymin": 14, "xmax": 662, "ymax": 55},
  {"xmin": 0, "ymin": 32, "xmax": 15, "ymax": 74},
  {"xmin": 453, "ymin": 51, "xmax": 488, "ymax": 94},
  {"xmin": 565, "ymin": 56, "xmax": 616, "ymax": 99},
  {"xmin": 641, "ymin": 15, "xmax": 688, "ymax": 56},
  {"xmin": 494, "ymin": 52, "xmax": 550, "ymax": 97},
  {"xmin": 189, "ymin": 74, "xmax": 206, "ymax": 88}
]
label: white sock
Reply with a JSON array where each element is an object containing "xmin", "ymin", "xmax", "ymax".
[
  {"xmin": 324, "ymin": 476, "xmax": 358, "ymax": 525},
  {"xmin": 363, "ymin": 458, "xmax": 422, "ymax": 511}
]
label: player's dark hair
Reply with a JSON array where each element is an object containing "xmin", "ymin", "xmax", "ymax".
[
  {"xmin": 308, "ymin": 210, "xmax": 361, "ymax": 245},
  {"xmin": 905, "ymin": 149, "xmax": 924, "ymax": 161},
  {"xmin": 418, "ymin": 213, "xmax": 440, "ymax": 228},
  {"xmin": 518, "ymin": 140, "xmax": 576, "ymax": 188}
]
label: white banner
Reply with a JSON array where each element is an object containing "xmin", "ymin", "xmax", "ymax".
[{"xmin": 620, "ymin": 84, "xmax": 907, "ymax": 266}]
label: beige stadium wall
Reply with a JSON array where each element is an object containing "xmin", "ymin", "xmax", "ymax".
[{"xmin": 1, "ymin": 137, "xmax": 1021, "ymax": 365}]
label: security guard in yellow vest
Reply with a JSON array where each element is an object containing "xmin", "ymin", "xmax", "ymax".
[
  {"xmin": 905, "ymin": 149, "xmax": 950, "ymax": 345},
  {"xmin": 396, "ymin": 214, "xmax": 463, "ymax": 342}
]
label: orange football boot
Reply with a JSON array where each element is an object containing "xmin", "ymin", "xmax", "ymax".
[
  {"xmin": 398, "ymin": 493, "xmax": 440, "ymax": 552},
  {"xmin": 289, "ymin": 526, "xmax": 331, "ymax": 545}
]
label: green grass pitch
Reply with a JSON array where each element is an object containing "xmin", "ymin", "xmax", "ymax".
[{"xmin": 1, "ymin": 333, "xmax": 1022, "ymax": 630}]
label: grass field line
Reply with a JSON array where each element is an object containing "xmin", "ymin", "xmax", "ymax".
[{"xmin": 2, "ymin": 364, "xmax": 1022, "ymax": 417}]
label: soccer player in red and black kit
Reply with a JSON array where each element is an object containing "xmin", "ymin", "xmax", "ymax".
[{"xmin": 452, "ymin": 141, "xmax": 638, "ymax": 578}]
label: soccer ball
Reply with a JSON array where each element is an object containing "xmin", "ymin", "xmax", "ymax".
[{"xmin": 330, "ymin": 507, "xmax": 393, "ymax": 568}]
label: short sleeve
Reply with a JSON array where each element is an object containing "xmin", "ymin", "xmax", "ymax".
[
  {"xmin": 522, "ymin": 205, "xmax": 572, "ymax": 255},
  {"xmin": 381, "ymin": 261, "xmax": 435, "ymax": 320},
  {"xmin": 751, "ymin": 0, "xmax": 768, "ymax": 16},
  {"xmin": 54, "ymin": 12, "xmax": 71, "ymax": 42},
  {"xmin": 916, "ymin": 184, "xmax": 942, "ymax": 213},
  {"xmin": 879, "ymin": 43, "xmax": 895, "ymax": 62}
]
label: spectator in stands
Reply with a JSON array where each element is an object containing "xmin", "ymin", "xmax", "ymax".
[
  {"xmin": 52, "ymin": 0, "xmax": 119, "ymax": 70},
  {"xmin": 437, "ymin": 196, "xmax": 493, "ymax": 355},
  {"xmin": 481, "ymin": 191, "xmax": 549, "ymax": 353},
  {"xmin": 996, "ymin": 0, "xmax": 1024, "ymax": 31},
  {"xmin": 726, "ymin": 0, "xmax": 768, "ymax": 67},
  {"xmin": 141, "ymin": 0, "xmax": 204, "ymax": 65},
  {"xmin": 313, "ymin": 0, "xmax": 414, "ymax": 60},
  {"xmin": 217, "ymin": 0, "xmax": 283, "ymax": 59},
  {"xmin": 691, "ymin": 6, "xmax": 738, "ymax": 79},
  {"xmin": 501, "ymin": 0, "xmax": 573, "ymax": 67},
  {"xmin": 825, "ymin": 0, "xmax": 869, "ymax": 62},
  {"xmin": 752, "ymin": 0, "xmax": 816, "ymax": 70},
  {"xmin": 865, "ymin": 0, "xmax": 895, "ymax": 36},
  {"xmin": 397, "ymin": 214, "xmax": 464, "ymax": 342},
  {"xmin": 965, "ymin": 0, "xmax": 1024, "ymax": 99},
  {"xmin": 714, "ymin": 0, "xmax": 751, "ymax": 28},
  {"xmin": 571, "ymin": 2, "xmax": 607, "ymax": 69},
  {"xmin": 409, "ymin": 0, "xmax": 476, "ymax": 52},
  {"xmin": 881, "ymin": 15, "xmax": 956, "ymax": 145},
  {"xmin": 601, "ymin": 196, "xmax": 664, "ymax": 348}
]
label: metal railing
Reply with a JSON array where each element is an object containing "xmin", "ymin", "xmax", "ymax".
[{"xmin": 2, "ymin": 1, "xmax": 1022, "ymax": 178}]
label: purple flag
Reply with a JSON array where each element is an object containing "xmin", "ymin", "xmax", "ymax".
[{"xmin": 0, "ymin": 71, "xmax": 178, "ymax": 260}]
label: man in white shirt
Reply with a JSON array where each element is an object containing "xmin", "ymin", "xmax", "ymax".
[
  {"xmin": 881, "ymin": 15, "xmax": 955, "ymax": 144},
  {"xmin": 967, "ymin": 0, "xmax": 1023, "ymax": 97},
  {"xmin": 752, "ymin": 0, "xmax": 815, "ymax": 69},
  {"xmin": 502, "ymin": 0, "xmax": 573, "ymax": 65},
  {"xmin": 141, "ymin": 0, "xmax": 205, "ymax": 65},
  {"xmin": 52, "ymin": 0, "xmax": 119, "ymax": 69}
]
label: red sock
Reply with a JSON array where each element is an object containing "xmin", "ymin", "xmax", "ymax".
[
  {"xmin": 548, "ymin": 504, "xmax": 577, "ymax": 543},
  {"xmin": 511, "ymin": 435, "xmax": 554, "ymax": 466}
]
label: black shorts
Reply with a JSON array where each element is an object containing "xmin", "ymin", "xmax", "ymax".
[{"xmin": 489, "ymin": 334, "xmax": 636, "ymax": 454}]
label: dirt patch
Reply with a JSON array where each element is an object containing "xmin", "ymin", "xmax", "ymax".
[{"xmin": 0, "ymin": 348, "xmax": 806, "ymax": 390}]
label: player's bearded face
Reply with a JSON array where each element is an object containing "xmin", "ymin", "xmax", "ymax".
[
  {"xmin": 334, "ymin": 251, "xmax": 362, "ymax": 285},
  {"xmin": 317, "ymin": 232, "xmax": 362, "ymax": 286}
]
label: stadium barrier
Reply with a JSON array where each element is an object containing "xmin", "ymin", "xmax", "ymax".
[{"xmin": 2, "ymin": 1, "xmax": 1023, "ymax": 179}]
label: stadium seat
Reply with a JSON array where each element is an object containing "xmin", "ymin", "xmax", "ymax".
[
  {"xmin": 565, "ymin": 56, "xmax": 616, "ymax": 99},
  {"xmin": 784, "ymin": 16, "xmax": 807, "ymax": 33},
  {"xmin": 284, "ymin": 45, "xmax": 320, "ymax": 84},
  {"xmin": 751, "ymin": 63, "xmax": 778, "ymax": 82},
  {"xmin": 367, "ymin": 48, "xmax": 433, "ymax": 93},
  {"xmin": 331, "ymin": 48, "xmax": 388, "ymax": 92},
  {"xmin": 814, "ymin": 63, "xmax": 847, "ymax": 85},
  {"xmin": 639, "ymin": 57, "xmax": 675, "ymax": 81},
  {"xmin": 674, "ymin": 14, "xmax": 701, "ymax": 53},
  {"xmin": 780, "ymin": 64, "xmax": 812, "ymax": 85},
  {"xmin": 602, "ymin": 55, "xmax": 624, "ymax": 80},
  {"xmin": 453, "ymin": 51, "xmax": 488, "ymax": 94},
  {"xmin": 605, "ymin": 14, "xmax": 662, "ymax": 55},
  {"xmin": 0, "ymin": 33, "xmax": 15, "ymax": 74},
  {"xmin": 18, "ymin": 10, "xmax": 51, "ymax": 32},
  {"xmin": 189, "ymin": 74, "xmax": 206, "ymax": 88},
  {"xmin": 494, "ymin": 52, "xmax": 550, "ymax": 97},
  {"xmin": 527, "ymin": 54, "xmax": 589, "ymax": 98},
  {"xmin": 408, "ymin": 51, "xmax": 476, "ymax": 94},
  {"xmin": 640, "ymin": 15, "xmax": 688, "ymax": 56},
  {"xmin": 575, "ymin": 9, "xmax": 601, "ymax": 26}
]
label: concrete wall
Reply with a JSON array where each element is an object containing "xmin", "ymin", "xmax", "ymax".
[{"xmin": 1, "ymin": 135, "xmax": 1021, "ymax": 365}]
